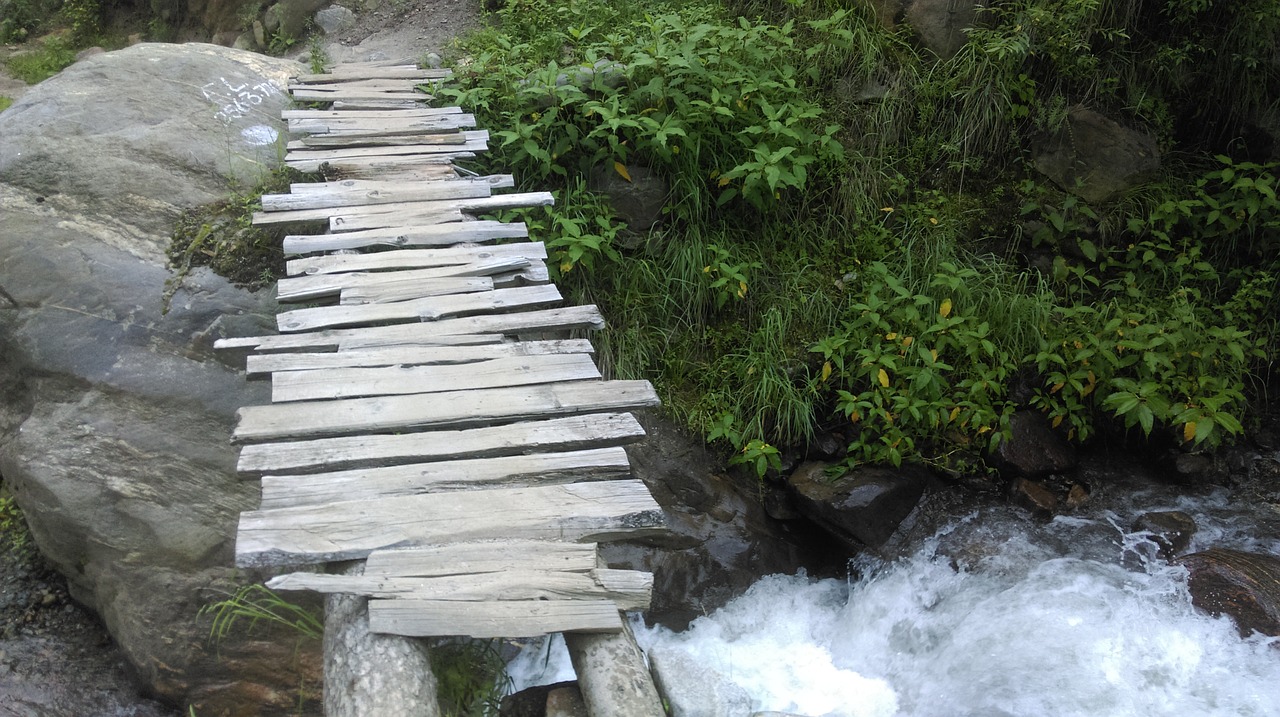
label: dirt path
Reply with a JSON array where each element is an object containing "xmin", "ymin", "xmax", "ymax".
[{"xmin": 311, "ymin": 0, "xmax": 482, "ymax": 65}]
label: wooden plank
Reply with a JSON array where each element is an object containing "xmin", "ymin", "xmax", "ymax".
[
  {"xmin": 233, "ymin": 379, "xmax": 657, "ymax": 441},
  {"xmin": 265, "ymin": 569, "xmax": 652, "ymax": 611},
  {"xmin": 256, "ymin": 446, "xmax": 634, "ymax": 506},
  {"xmin": 244, "ymin": 339, "xmax": 593, "ymax": 376},
  {"xmin": 290, "ymin": 88, "xmax": 429, "ymax": 102},
  {"xmin": 336, "ymin": 275, "xmax": 494, "ymax": 304},
  {"xmin": 326, "ymin": 193, "xmax": 550, "ymax": 233},
  {"xmin": 287, "ymin": 152, "xmax": 474, "ymax": 174},
  {"xmin": 288, "ymin": 174, "xmax": 511, "ymax": 195},
  {"xmin": 238, "ymin": 412, "xmax": 636, "ymax": 473},
  {"xmin": 288, "ymin": 132, "xmax": 467, "ymax": 151},
  {"xmin": 288, "ymin": 79, "xmax": 431, "ymax": 93},
  {"xmin": 215, "ymin": 305, "xmax": 607, "ymax": 352},
  {"xmin": 276, "ymin": 284, "xmax": 563, "ymax": 332},
  {"xmin": 331, "ymin": 99, "xmax": 433, "ymax": 111},
  {"xmin": 283, "ymin": 220, "xmax": 529, "ymax": 255},
  {"xmin": 340, "ymin": 265, "xmax": 546, "ymax": 304},
  {"xmin": 365, "ymin": 540, "xmax": 598, "ymax": 577},
  {"xmin": 286, "ymin": 242, "xmax": 544, "ymax": 276},
  {"xmin": 292, "ymin": 68, "xmax": 453, "ymax": 83},
  {"xmin": 234, "ymin": 479, "xmax": 666, "ymax": 567},
  {"xmin": 285, "ymin": 134, "xmax": 488, "ymax": 161},
  {"xmin": 261, "ymin": 176, "xmax": 503, "ymax": 212},
  {"xmin": 255, "ymin": 190, "xmax": 549, "ymax": 226},
  {"xmin": 289, "ymin": 117, "xmax": 476, "ymax": 135},
  {"xmin": 278, "ymin": 267, "xmax": 509, "ymax": 303},
  {"xmin": 322, "ymin": 163, "xmax": 459, "ymax": 182},
  {"xmin": 270, "ymin": 352, "xmax": 599, "ymax": 402},
  {"xmin": 281, "ymin": 107, "xmax": 464, "ymax": 119},
  {"xmin": 368, "ymin": 599, "xmax": 623, "ymax": 638}
]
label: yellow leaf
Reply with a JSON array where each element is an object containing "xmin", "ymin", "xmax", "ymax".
[
  {"xmin": 850, "ymin": 410, "xmax": 861, "ymax": 424},
  {"xmin": 881, "ymin": 207, "xmax": 894, "ymax": 213},
  {"xmin": 949, "ymin": 406, "xmax": 961, "ymax": 422},
  {"xmin": 1051, "ymin": 382, "xmax": 1064, "ymax": 393},
  {"xmin": 877, "ymin": 368, "xmax": 890, "ymax": 387},
  {"xmin": 718, "ymin": 176, "xmax": 732, "ymax": 187},
  {"xmin": 978, "ymin": 426, "xmax": 992, "ymax": 434},
  {"xmin": 737, "ymin": 281, "xmax": 747, "ymax": 298},
  {"xmin": 559, "ymin": 260, "xmax": 573, "ymax": 274},
  {"xmin": 929, "ymin": 217, "xmax": 938, "ymax": 225},
  {"xmin": 821, "ymin": 361, "xmax": 832, "ymax": 382},
  {"xmin": 939, "ymin": 298, "xmax": 952, "ymax": 318},
  {"xmin": 885, "ymin": 332, "xmax": 898, "ymax": 341},
  {"xmin": 614, "ymin": 162, "xmax": 632, "ymax": 183},
  {"xmin": 1051, "ymin": 415, "xmax": 1064, "ymax": 429},
  {"xmin": 672, "ymin": 146, "xmax": 680, "ymax": 155},
  {"xmin": 902, "ymin": 336, "xmax": 914, "ymax": 347},
  {"xmin": 930, "ymin": 349, "xmax": 938, "ymax": 362},
  {"xmin": 703, "ymin": 265, "xmax": 712, "ymax": 273},
  {"xmin": 1183, "ymin": 421, "xmax": 1197, "ymax": 443}
]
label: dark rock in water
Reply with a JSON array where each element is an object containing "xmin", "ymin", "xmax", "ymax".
[
  {"xmin": 587, "ymin": 164, "xmax": 668, "ymax": 242},
  {"xmin": 991, "ymin": 410, "xmax": 1077, "ymax": 479},
  {"xmin": 1178, "ymin": 548, "xmax": 1280, "ymax": 637},
  {"xmin": 1009, "ymin": 477, "xmax": 1059, "ymax": 517},
  {"xmin": 1132, "ymin": 511, "xmax": 1197, "ymax": 558},
  {"xmin": 787, "ymin": 461, "xmax": 931, "ymax": 548},
  {"xmin": 1161, "ymin": 450, "xmax": 1228, "ymax": 485},
  {"xmin": 0, "ymin": 43, "xmax": 318, "ymax": 712},
  {"xmin": 545, "ymin": 684, "xmax": 588, "ymax": 717},
  {"xmin": 600, "ymin": 415, "xmax": 835, "ymax": 629},
  {"xmin": 1033, "ymin": 107, "xmax": 1160, "ymax": 203}
]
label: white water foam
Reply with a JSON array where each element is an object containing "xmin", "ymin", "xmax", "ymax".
[{"xmin": 508, "ymin": 496, "xmax": 1280, "ymax": 716}]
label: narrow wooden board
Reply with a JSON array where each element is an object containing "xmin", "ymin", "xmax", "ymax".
[
  {"xmin": 286, "ymin": 242, "xmax": 544, "ymax": 276},
  {"xmin": 288, "ymin": 174, "xmax": 510, "ymax": 194},
  {"xmin": 215, "ymin": 305, "xmax": 606, "ymax": 352},
  {"xmin": 281, "ymin": 107, "xmax": 464, "ymax": 119},
  {"xmin": 335, "ymin": 275, "xmax": 494, "ymax": 305},
  {"xmin": 270, "ymin": 352, "xmax": 599, "ymax": 402},
  {"xmin": 288, "ymin": 132, "xmax": 467, "ymax": 151},
  {"xmin": 292, "ymin": 68, "xmax": 452, "ymax": 83},
  {"xmin": 368, "ymin": 599, "xmax": 623, "ymax": 638},
  {"xmin": 283, "ymin": 220, "xmax": 529, "ymax": 255},
  {"xmin": 291, "ymin": 88, "xmax": 429, "ymax": 102},
  {"xmin": 234, "ymin": 479, "xmax": 666, "ymax": 567},
  {"xmin": 331, "ymin": 99, "xmax": 434, "ymax": 111},
  {"xmin": 340, "ymin": 265, "xmax": 548, "ymax": 304},
  {"xmin": 288, "ymin": 79, "xmax": 433, "ymax": 93},
  {"xmin": 266, "ymin": 569, "xmax": 652, "ymax": 611},
  {"xmin": 289, "ymin": 117, "xmax": 477, "ymax": 135},
  {"xmin": 238, "ymin": 412, "xmax": 636, "ymax": 473},
  {"xmin": 256, "ymin": 446, "xmax": 634, "ymax": 507},
  {"xmin": 244, "ymin": 339, "xmax": 593, "ymax": 376},
  {"xmin": 256, "ymin": 191, "xmax": 550, "ymax": 226},
  {"xmin": 276, "ymin": 284, "xmax": 563, "ymax": 332},
  {"xmin": 284, "ymin": 133, "xmax": 488, "ymax": 162},
  {"xmin": 233, "ymin": 379, "xmax": 657, "ymax": 441},
  {"xmin": 262, "ymin": 176, "xmax": 504, "ymax": 212},
  {"xmin": 322, "ymin": 163, "xmax": 459, "ymax": 182},
  {"xmin": 279, "ymin": 266, "xmax": 510, "ymax": 302},
  {"xmin": 287, "ymin": 152, "xmax": 474, "ymax": 174},
  {"xmin": 365, "ymin": 540, "xmax": 598, "ymax": 577}
]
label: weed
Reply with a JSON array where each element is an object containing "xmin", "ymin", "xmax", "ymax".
[
  {"xmin": 306, "ymin": 32, "xmax": 330, "ymax": 74},
  {"xmin": 0, "ymin": 486, "xmax": 31, "ymax": 555},
  {"xmin": 431, "ymin": 639, "xmax": 513, "ymax": 716},
  {"xmin": 5, "ymin": 34, "xmax": 77, "ymax": 84},
  {"xmin": 0, "ymin": 96, "xmax": 12, "ymax": 112},
  {"xmin": 198, "ymin": 584, "xmax": 323, "ymax": 644}
]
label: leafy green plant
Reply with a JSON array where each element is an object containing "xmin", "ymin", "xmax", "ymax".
[
  {"xmin": 0, "ymin": 487, "xmax": 30, "ymax": 554},
  {"xmin": 0, "ymin": 96, "xmax": 12, "ymax": 112},
  {"xmin": 5, "ymin": 34, "xmax": 77, "ymax": 83},
  {"xmin": 307, "ymin": 32, "xmax": 330, "ymax": 74},
  {"xmin": 199, "ymin": 584, "xmax": 323, "ymax": 644},
  {"xmin": 431, "ymin": 639, "xmax": 513, "ymax": 717}
]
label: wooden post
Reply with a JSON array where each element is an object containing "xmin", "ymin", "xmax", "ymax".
[
  {"xmin": 324, "ymin": 563, "xmax": 441, "ymax": 716},
  {"xmin": 565, "ymin": 619, "xmax": 665, "ymax": 717}
]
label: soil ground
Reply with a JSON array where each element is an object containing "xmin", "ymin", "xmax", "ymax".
[{"xmin": 0, "ymin": 3, "xmax": 483, "ymax": 714}]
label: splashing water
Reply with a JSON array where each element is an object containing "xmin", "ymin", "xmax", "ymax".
[{"xmin": 508, "ymin": 487, "xmax": 1280, "ymax": 716}]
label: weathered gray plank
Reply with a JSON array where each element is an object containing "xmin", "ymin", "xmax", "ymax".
[
  {"xmin": 368, "ymin": 599, "xmax": 623, "ymax": 638},
  {"xmin": 215, "ymin": 305, "xmax": 606, "ymax": 352},
  {"xmin": 270, "ymin": 352, "xmax": 598, "ymax": 402},
  {"xmin": 281, "ymin": 107, "xmax": 464, "ymax": 119},
  {"xmin": 262, "ymin": 176, "xmax": 503, "ymax": 212},
  {"xmin": 244, "ymin": 339, "xmax": 593, "ymax": 376},
  {"xmin": 288, "ymin": 132, "xmax": 468, "ymax": 151},
  {"xmin": 276, "ymin": 284, "xmax": 563, "ymax": 332},
  {"xmin": 233, "ymin": 380, "xmax": 657, "ymax": 441},
  {"xmin": 289, "ymin": 153, "xmax": 472, "ymax": 175},
  {"xmin": 255, "ymin": 191, "xmax": 550, "ymax": 227},
  {"xmin": 365, "ymin": 541, "xmax": 598, "ymax": 577},
  {"xmin": 235, "ymin": 479, "xmax": 666, "ymax": 567},
  {"xmin": 288, "ymin": 79, "xmax": 434, "ymax": 93},
  {"xmin": 286, "ymin": 133, "xmax": 488, "ymax": 162},
  {"xmin": 237, "ymin": 413, "xmax": 637, "ymax": 473},
  {"xmin": 279, "ymin": 268, "xmax": 507, "ymax": 303},
  {"xmin": 286, "ymin": 242, "xmax": 545, "ymax": 276},
  {"xmin": 339, "ymin": 277, "xmax": 494, "ymax": 305},
  {"xmin": 289, "ymin": 117, "xmax": 476, "ymax": 135},
  {"xmin": 342, "ymin": 264, "xmax": 547, "ymax": 302},
  {"xmin": 291, "ymin": 88, "xmax": 429, "ymax": 102},
  {"xmin": 256, "ymin": 446, "xmax": 633, "ymax": 507},
  {"xmin": 292, "ymin": 68, "xmax": 452, "ymax": 83},
  {"xmin": 266, "ymin": 569, "xmax": 652, "ymax": 611},
  {"xmin": 321, "ymin": 163, "xmax": 459, "ymax": 182},
  {"xmin": 331, "ymin": 99, "xmax": 433, "ymax": 111},
  {"xmin": 282, "ymin": 220, "xmax": 529, "ymax": 255}
]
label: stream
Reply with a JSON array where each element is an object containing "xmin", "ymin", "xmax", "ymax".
[{"xmin": 508, "ymin": 461, "xmax": 1280, "ymax": 716}]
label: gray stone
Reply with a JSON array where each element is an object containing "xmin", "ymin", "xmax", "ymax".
[
  {"xmin": 1132, "ymin": 511, "xmax": 1197, "ymax": 558},
  {"xmin": 232, "ymin": 30, "xmax": 257, "ymax": 50},
  {"xmin": 787, "ymin": 462, "xmax": 931, "ymax": 548},
  {"xmin": 252, "ymin": 18, "xmax": 267, "ymax": 48},
  {"xmin": 990, "ymin": 410, "xmax": 1077, "ymax": 479},
  {"xmin": 1009, "ymin": 477, "xmax": 1058, "ymax": 518},
  {"xmin": 572, "ymin": 59, "xmax": 626, "ymax": 90},
  {"xmin": 546, "ymin": 684, "xmax": 589, "ymax": 717},
  {"xmin": 566, "ymin": 623, "xmax": 664, "ymax": 717},
  {"xmin": 1033, "ymin": 107, "xmax": 1161, "ymax": 203},
  {"xmin": 0, "ymin": 43, "xmax": 315, "ymax": 712},
  {"xmin": 264, "ymin": 0, "xmax": 331, "ymax": 41},
  {"xmin": 649, "ymin": 646, "xmax": 752, "ymax": 717},
  {"xmin": 1179, "ymin": 549, "xmax": 1280, "ymax": 637},
  {"xmin": 423, "ymin": 52, "xmax": 443, "ymax": 69},
  {"xmin": 905, "ymin": 0, "xmax": 985, "ymax": 59},
  {"xmin": 587, "ymin": 163, "xmax": 668, "ymax": 240},
  {"xmin": 314, "ymin": 5, "xmax": 357, "ymax": 35}
]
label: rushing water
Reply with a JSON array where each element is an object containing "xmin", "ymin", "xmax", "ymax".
[{"xmin": 507, "ymin": 480, "xmax": 1280, "ymax": 716}]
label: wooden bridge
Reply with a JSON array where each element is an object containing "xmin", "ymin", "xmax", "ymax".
[{"xmin": 214, "ymin": 59, "xmax": 669, "ymax": 716}]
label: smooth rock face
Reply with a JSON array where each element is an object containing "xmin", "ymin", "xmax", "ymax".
[
  {"xmin": 991, "ymin": 410, "xmax": 1077, "ymax": 479},
  {"xmin": 315, "ymin": 4, "xmax": 357, "ymax": 34},
  {"xmin": 787, "ymin": 462, "xmax": 930, "ymax": 548},
  {"xmin": 587, "ymin": 163, "xmax": 668, "ymax": 239},
  {"xmin": 1033, "ymin": 107, "xmax": 1161, "ymax": 203},
  {"xmin": 905, "ymin": 0, "xmax": 985, "ymax": 58},
  {"xmin": 1178, "ymin": 548, "xmax": 1280, "ymax": 637},
  {"xmin": 649, "ymin": 646, "xmax": 753, "ymax": 717},
  {"xmin": 0, "ymin": 43, "xmax": 314, "ymax": 712}
]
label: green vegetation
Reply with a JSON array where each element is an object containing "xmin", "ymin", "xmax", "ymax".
[
  {"xmin": 5, "ymin": 34, "xmax": 78, "ymax": 83},
  {"xmin": 199, "ymin": 583, "xmax": 324, "ymax": 643},
  {"xmin": 432, "ymin": 639, "xmax": 513, "ymax": 716},
  {"xmin": 446, "ymin": 0, "xmax": 1280, "ymax": 476},
  {"xmin": 0, "ymin": 485, "xmax": 32, "ymax": 555},
  {"xmin": 0, "ymin": 96, "xmax": 12, "ymax": 112}
]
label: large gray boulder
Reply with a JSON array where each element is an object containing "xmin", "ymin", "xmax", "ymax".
[
  {"xmin": 0, "ymin": 43, "xmax": 320, "ymax": 713},
  {"xmin": 1034, "ymin": 107, "xmax": 1161, "ymax": 203}
]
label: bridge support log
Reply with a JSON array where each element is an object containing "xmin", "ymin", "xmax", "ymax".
[
  {"xmin": 324, "ymin": 563, "xmax": 441, "ymax": 716},
  {"xmin": 565, "ymin": 619, "xmax": 664, "ymax": 717}
]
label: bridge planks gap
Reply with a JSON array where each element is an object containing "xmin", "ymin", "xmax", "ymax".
[
  {"xmin": 237, "ymin": 413, "xmax": 639, "ymax": 474},
  {"xmin": 234, "ymin": 479, "xmax": 666, "ymax": 567},
  {"xmin": 233, "ymin": 380, "xmax": 658, "ymax": 442},
  {"xmin": 255, "ymin": 446, "xmax": 635, "ymax": 507},
  {"xmin": 244, "ymin": 338, "xmax": 593, "ymax": 376},
  {"xmin": 269, "ymin": 352, "xmax": 601, "ymax": 402}
]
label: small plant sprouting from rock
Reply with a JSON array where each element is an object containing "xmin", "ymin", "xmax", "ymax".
[{"xmin": 199, "ymin": 584, "xmax": 323, "ymax": 644}]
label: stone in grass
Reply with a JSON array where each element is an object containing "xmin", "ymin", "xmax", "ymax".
[{"xmin": 990, "ymin": 410, "xmax": 1078, "ymax": 480}]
